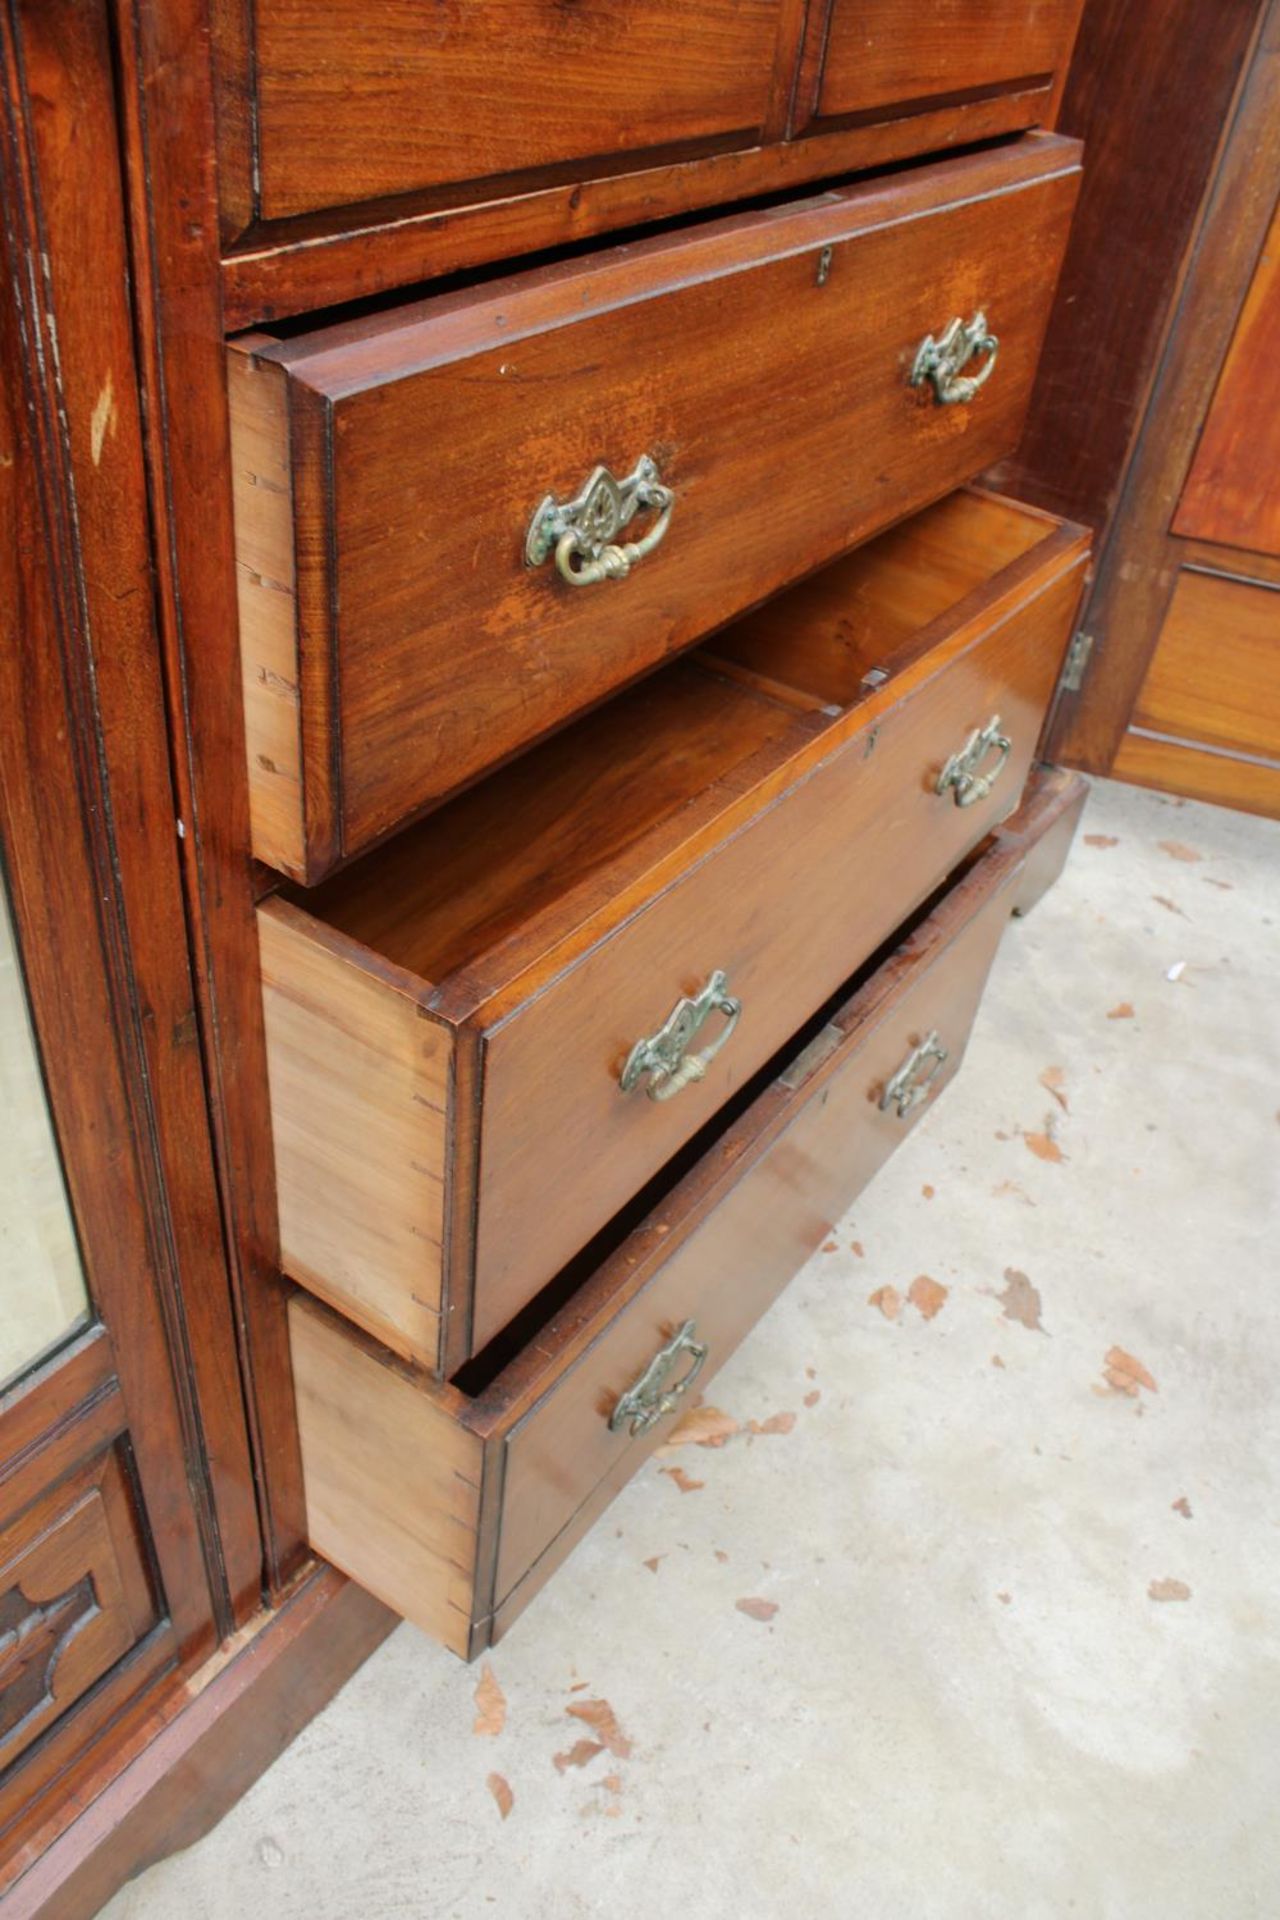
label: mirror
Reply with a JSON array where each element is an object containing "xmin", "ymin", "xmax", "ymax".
[{"xmin": 0, "ymin": 867, "xmax": 90, "ymax": 1389}]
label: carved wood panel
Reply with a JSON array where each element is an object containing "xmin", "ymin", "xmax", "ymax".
[{"xmin": 0, "ymin": 1450, "xmax": 156, "ymax": 1773}]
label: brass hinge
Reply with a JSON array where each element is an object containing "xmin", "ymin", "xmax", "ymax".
[{"xmin": 1060, "ymin": 629, "xmax": 1094, "ymax": 693}]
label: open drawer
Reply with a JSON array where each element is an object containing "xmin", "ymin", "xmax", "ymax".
[
  {"xmin": 288, "ymin": 769, "xmax": 1087, "ymax": 1659},
  {"xmin": 259, "ymin": 489, "xmax": 1088, "ymax": 1376},
  {"xmin": 230, "ymin": 135, "xmax": 1081, "ymax": 880}
]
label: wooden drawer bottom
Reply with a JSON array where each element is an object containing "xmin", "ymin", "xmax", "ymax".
[{"xmin": 289, "ymin": 773, "xmax": 1085, "ymax": 1660}]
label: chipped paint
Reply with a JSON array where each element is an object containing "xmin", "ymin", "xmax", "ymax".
[
  {"xmin": 564, "ymin": 1699, "xmax": 631, "ymax": 1759},
  {"xmin": 991, "ymin": 1268, "xmax": 1046, "ymax": 1334},
  {"xmin": 472, "ymin": 1663, "xmax": 506, "ymax": 1737},
  {"xmin": 907, "ymin": 1275, "xmax": 948, "ymax": 1320}
]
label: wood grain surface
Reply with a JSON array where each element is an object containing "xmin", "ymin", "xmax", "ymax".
[
  {"xmin": 228, "ymin": 345, "xmax": 305, "ymax": 877},
  {"xmin": 5, "ymin": 1567, "xmax": 394, "ymax": 1920},
  {"xmin": 1111, "ymin": 728, "xmax": 1280, "ymax": 818},
  {"xmin": 111, "ymin": 0, "xmax": 313, "ymax": 1584},
  {"xmin": 990, "ymin": 0, "xmax": 1262, "ymax": 538},
  {"xmin": 0, "ymin": 1450, "xmax": 156, "ymax": 1773},
  {"xmin": 805, "ymin": 0, "xmax": 1081, "ymax": 125},
  {"xmin": 223, "ymin": 0, "xmax": 787, "ymax": 226},
  {"xmin": 289, "ymin": 1299, "xmax": 482, "ymax": 1660},
  {"xmin": 1041, "ymin": 0, "xmax": 1280, "ymax": 774},
  {"xmin": 258, "ymin": 909, "xmax": 452, "ymax": 1362},
  {"xmin": 1174, "ymin": 194, "xmax": 1280, "ymax": 557},
  {"xmin": 213, "ymin": 0, "xmax": 1070, "ymax": 324},
  {"xmin": 1131, "ymin": 568, "xmax": 1280, "ymax": 763},
  {"xmin": 489, "ymin": 846, "xmax": 1023, "ymax": 1617},
  {"xmin": 472, "ymin": 552, "xmax": 1083, "ymax": 1355}
]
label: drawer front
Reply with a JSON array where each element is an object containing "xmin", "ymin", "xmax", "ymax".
[
  {"xmin": 804, "ymin": 1, "xmax": 1083, "ymax": 129},
  {"xmin": 489, "ymin": 841, "xmax": 1025, "ymax": 1623},
  {"xmin": 471, "ymin": 557, "xmax": 1083, "ymax": 1353},
  {"xmin": 232, "ymin": 138, "xmax": 1080, "ymax": 881},
  {"xmin": 290, "ymin": 777, "xmax": 1093, "ymax": 1661},
  {"xmin": 220, "ymin": 0, "xmax": 787, "ymax": 232}
]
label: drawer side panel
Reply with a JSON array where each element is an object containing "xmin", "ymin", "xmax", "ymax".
[
  {"xmin": 290, "ymin": 1297, "xmax": 482, "ymax": 1660},
  {"xmin": 229, "ymin": 345, "xmax": 306, "ymax": 877},
  {"xmin": 259, "ymin": 904, "xmax": 450, "ymax": 1368}
]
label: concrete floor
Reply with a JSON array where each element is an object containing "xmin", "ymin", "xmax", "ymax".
[{"xmin": 104, "ymin": 775, "xmax": 1280, "ymax": 1920}]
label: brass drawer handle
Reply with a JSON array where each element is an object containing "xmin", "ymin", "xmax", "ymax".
[
  {"xmin": 881, "ymin": 1030, "xmax": 949, "ymax": 1120},
  {"xmin": 620, "ymin": 969, "xmax": 741, "ymax": 1102},
  {"xmin": 910, "ymin": 311, "xmax": 999, "ymax": 406},
  {"xmin": 525, "ymin": 454, "xmax": 674, "ymax": 588},
  {"xmin": 610, "ymin": 1319, "xmax": 708, "ymax": 1437},
  {"xmin": 936, "ymin": 714, "xmax": 1011, "ymax": 808}
]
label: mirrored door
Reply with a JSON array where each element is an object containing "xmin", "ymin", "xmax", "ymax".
[{"xmin": 0, "ymin": 868, "xmax": 90, "ymax": 1389}]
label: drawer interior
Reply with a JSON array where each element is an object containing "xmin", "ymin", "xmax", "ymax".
[
  {"xmin": 706, "ymin": 489, "xmax": 1057, "ymax": 705},
  {"xmin": 288, "ymin": 490, "xmax": 1067, "ymax": 992}
]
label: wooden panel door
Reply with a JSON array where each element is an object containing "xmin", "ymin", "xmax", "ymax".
[
  {"xmin": 1129, "ymin": 569, "xmax": 1280, "ymax": 759},
  {"xmin": 989, "ymin": 0, "xmax": 1264, "ymax": 538},
  {"xmin": 1174, "ymin": 194, "xmax": 1280, "ymax": 555},
  {"xmin": 0, "ymin": 0, "xmax": 261, "ymax": 1881},
  {"xmin": 1030, "ymin": 0, "xmax": 1280, "ymax": 815}
]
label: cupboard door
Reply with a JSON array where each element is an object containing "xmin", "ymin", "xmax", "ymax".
[
  {"xmin": 0, "ymin": 0, "xmax": 260, "ymax": 1873},
  {"xmin": 1174, "ymin": 195, "xmax": 1280, "ymax": 558},
  {"xmin": 1132, "ymin": 569, "xmax": 1280, "ymax": 759}
]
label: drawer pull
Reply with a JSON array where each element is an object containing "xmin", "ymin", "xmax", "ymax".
[
  {"xmin": 620, "ymin": 969, "xmax": 741, "ymax": 1102},
  {"xmin": 881, "ymin": 1030, "xmax": 950, "ymax": 1119},
  {"xmin": 610, "ymin": 1319, "xmax": 709, "ymax": 1437},
  {"xmin": 525, "ymin": 454, "xmax": 674, "ymax": 588},
  {"xmin": 936, "ymin": 714, "xmax": 1011, "ymax": 808},
  {"xmin": 909, "ymin": 311, "xmax": 999, "ymax": 406}
]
